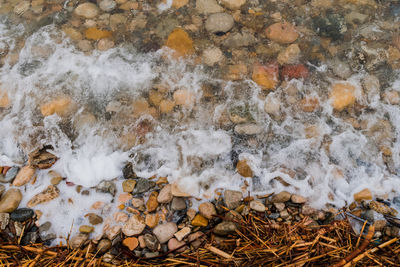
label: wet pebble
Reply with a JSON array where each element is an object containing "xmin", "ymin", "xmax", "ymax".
[
  {"xmin": 0, "ymin": 189, "xmax": 22, "ymax": 213},
  {"xmin": 214, "ymin": 221, "xmax": 237, "ymax": 236},
  {"xmin": 10, "ymin": 208, "xmax": 34, "ymax": 222},
  {"xmin": 224, "ymin": 190, "xmax": 242, "ymax": 210},
  {"xmin": 153, "ymin": 222, "xmax": 178, "ymax": 244},
  {"xmin": 143, "ymin": 234, "xmax": 160, "ymax": 251},
  {"xmin": 134, "ymin": 178, "xmax": 156, "ymax": 195},
  {"xmin": 97, "ymin": 239, "xmax": 112, "ymax": 254},
  {"xmin": 96, "ymin": 181, "xmax": 116, "ymax": 196},
  {"xmin": 1, "ymin": 167, "xmax": 19, "ymax": 183}
]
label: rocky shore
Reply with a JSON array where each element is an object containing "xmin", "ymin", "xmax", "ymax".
[{"xmin": 0, "ymin": 0, "xmax": 400, "ymax": 264}]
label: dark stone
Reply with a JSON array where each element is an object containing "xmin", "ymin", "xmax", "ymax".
[
  {"xmin": 10, "ymin": 208, "xmax": 34, "ymax": 222},
  {"xmin": 313, "ymin": 12, "xmax": 347, "ymax": 40},
  {"xmin": 39, "ymin": 221, "xmax": 51, "ymax": 232},
  {"xmin": 268, "ymin": 213, "xmax": 280, "ymax": 220},
  {"xmin": 122, "ymin": 162, "xmax": 136, "ymax": 179},
  {"xmin": 214, "ymin": 221, "xmax": 237, "ymax": 236},
  {"xmin": 143, "ymin": 234, "xmax": 159, "ymax": 252},
  {"xmin": 133, "ymin": 178, "xmax": 155, "ymax": 195},
  {"xmin": 21, "ymin": 231, "xmax": 38, "ymax": 245}
]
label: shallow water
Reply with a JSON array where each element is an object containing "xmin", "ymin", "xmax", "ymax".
[{"xmin": 1, "ymin": 0, "xmax": 400, "ymax": 241}]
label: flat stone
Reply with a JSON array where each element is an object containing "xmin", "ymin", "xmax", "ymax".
[
  {"xmin": 354, "ymin": 188, "xmax": 372, "ymax": 202},
  {"xmin": 291, "ymin": 194, "xmax": 307, "ymax": 204},
  {"xmin": 252, "ymin": 63, "xmax": 279, "ymax": 90},
  {"xmin": 153, "ymin": 222, "xmax": 178, "ymax": 244},
  {"xmin": 220, "ymin": 0, "xmax": 246, "ymax": 10},
  {"xmin": 224, "ymin": 190, "xmax": 242, "ymax": 210},
  {"xmin": 236, "ymin": 160, "xmax": 253, "ymax": 177},
  {"xmin": 133, "ymin": 178, "xmax": 156, "ymax": 195},
  {"xmin": 199, "ymin": 202, "xmax": 217, "ymax": 219},
  {"xmin": 234, "ymin": 124, "xmax": 263, "ymax": 135},
  {"xmin": 168, "ymin": 238, "xmax": 186, "ymax": 252},
  {"xmin": 122, "ymin": 179, "xmax": 136, "ymax": 193},
  {"xmin": 86, "ymin": 213, "xmax": 103, "ymax": 225},
  {"xmin": 79, "ymin": 225, "xmax": 94, "ymax": 233},
  {"xmin": 122, "ymin": 214, "xmax": 146, "ymax": 236},
  {"xmin": 271, "ymin": 191, "xmax": 291, "ymax": 203},
  {"xmin": 157, "ymin": 184, "xmax": 173, "ymax": 203},
  {"xmin": 223, "ymin": 31, "xmax": 257, "ymax": 48},
  {"xmin": 165, "ymin": 28, "xmax": 195, "ymax": 57},
  {"xmin": 249, "ymin": 200, "xmax": 265, "ymax": 212},
  {"xmin": 10, "ymin": 208, "xmax": 34, "ymax": 222},
  {"xmin": 99, "ymin": 0, "xmax": 116, "ymax": 11},
  {"xmin": 145, "ymin": 213, "xmax": 159, "ymax": 228},
  {"xmin": 27, "ymin": 185, "xmax": 59, "ymax": 207},
  {"xmin": 174, "ymin": 226, "xmax": 191, "ymax": 241},
  {"xmin": 187, "ymin": 231, "xmax": 206, "ymax": 249},
  {"xmin": 191, "ymin": 214, "xmax": 208, "ymax": 227}
]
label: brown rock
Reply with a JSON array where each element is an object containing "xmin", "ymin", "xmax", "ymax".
[
  {"xmin": 191, "ymin": 214, "xmax": 208, "ymax": 227},
  {"xmin": 265, "ymin": 22, "xmax": 299, "ymax": 44},
  {"xmin": 12, "ymin": 166, "xmax": 35, "ymax": 186},
  {"xmin": 122, "ymin": 214, "xmax": 146, "ymax": 236},
  {"xmin": 85, "ymin": 28, "xmax": 112, "ymax": 41},
  {"xmin": 277, "ymin": 44, "xmax": 300, "ymax": 65},
  {"xmin": 165, "ymin": 28, "xmax": 195, "ymax": 57},
  {"xmin": 97, "ymin": 38, "xmax": 114, "ymax": 51},
  {"xmin": 236, "ymin": 159, "xmax": 253, "ymax": 178},
  {"xmin": 353, "ymin": 188, "xmax": 372, "ymax": 202},
  {"xmin": 86, "ymin": 213, "xmax": 103, "ymax": 225},
  {"xmin": 291, "ymin": 194, "xmax": 307, "ymax": 204},
  {"xmin": 0, "ymin": 189, "xmax": 22, "ymax": 213},
  {"xmin": 153, "ymin": 222, "xmax": 178, "ymax": 243},
  {"xmin": 329, "ymin": 82, "xmax": 357, "ymax": 111},
  {"xmin": 79, "ymin": 225, "xmax": 94, "ymax": 233},
  {"xmin": 0, "ymin": 91, "xmax": 9, "ymax": 108},
  {"xmin": 28, "ymin": 148, "xmax": 58, "ymax": 169},
  {"xmin": 27, "ymin": 185, "xmax": 59, "ymax": 207},
  {"xmin": 122, "ymin": 179, "xmax": 136, "ymax": 192},
  {"xmin": 174, "ymin": 226, "xmax": 191, "ymax": 241},
  {"xmin": 168, "ymin": 238, "xmax": 186, "ymax": 252},
  {"xmin": 369, "ymin": 201, "xmax": 397, "ymax": 216},
  {"xmin": 113, "ymin": 212, "xmax": 129, "ymax": 223},
  {"xmin": 271, "ymin": 191, "xmax": 291, "ymax": 203},
  {"xmin": 157, "ymin": 184, "xmax": 173, "ymax": 203},
  {"xmin": 145, "ymin": 213, "xmax": 159, "ymax": 228},
  {"xmin": 172, "ymin": 0, "xmax": 188, "ymax": 8},
  {"xmin": 146, "ymin": 191, "xmax": 159, "ymax": 212},
  {"xmin": 252, "ymin": 63, "xmax": 279, "ymax": 90},
  {"xmin": 187, "ymin": 231, "xmax": 206, "ymax": 249},
  {"xmin": 159, "ymin": 100, "xmax": 175, "ymax": 113},
  {"xmin": 123, "ymin": 237, "xmax": 139, "ymax": 250},
  {"xmin": 198, "ymin": 202, "xmax": 216, "ymax": 219},
  {"xmin": 171, "ymin": 183, "xmax": 191, "ymax": 197},
  {"xmin": 70, "ymin": 233, "xmax": 88, "ymax": 248},
  {"xmin": 173, "ymin": 89, "xmax": 196, "ymax": 107},
  {"xmin": 74, "ymin": 3, "xmax": 99, "ymax": 19},
  {"xmin": 40, "ymin": 96, "xmax": 75, "ymax": 117}
]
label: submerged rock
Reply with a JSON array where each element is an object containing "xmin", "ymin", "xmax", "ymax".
[
  {"xmin": 205, "ymin": 13, "xmax": 234, "ymax": 34},
  {"xmin": 74, "ymin": 3, "xmax": 100, "ymax": 19}
]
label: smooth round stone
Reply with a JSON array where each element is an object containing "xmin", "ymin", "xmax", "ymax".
[
  {"xmin": 1, "ymin": 167, "xmax": 19, "ymax": 183},
  {"xmin": 10, "ymin": 208, "xmax": 34, "ymax": 222},
  {"xmin": 205, "ymin": 13, "xmax": 234, "ymax": 34},
  {"xmin": 99, "ymin": 0, "xmax": 116, "ymax": 12}
]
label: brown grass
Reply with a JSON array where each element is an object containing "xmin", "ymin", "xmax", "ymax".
[{"xmin": 0, "ymin": 212, "xmax": 399, "ymax": 266}]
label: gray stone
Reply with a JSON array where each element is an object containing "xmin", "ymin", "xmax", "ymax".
[
  {"xmin": 273, "ymin": 202, "xmax": 285, "ymax": 211},
  {"xmin": 96, "ymin": 181, "xmax": 116, "ymax": 196},
  {"xmin": 214, "ymin": 221, "xmax": 237, "ymax": 236},
  {"xmin": 224, "ymin": 190, "xmax": 242, "ymax": 210},
  {"xmin": 205, "ymin": 13, "xmax": 234, "ymax": 34},
  {"xmin": 99, "ymin": 0, "xmax": 116, "ymax": 12},
  {"xmin": 155, "ymin": 18, "xmax": 179, "ymax": 39},
  {"xmin": 153, "ymin": 222, "xmax": 178, "ymax": 244},
  {"xmin": 143, "ymin": 234, "xmax": 160, "ymax": 251},
  {"xmin": 134, "ymin": 178, "xmax": 156, "ymax": 195},
  {"xmin": 223, "ymin": 32, "xmax": 257, "ymax": 48},
  {"xmin": 171, "ymin": 197, "xmax": 187, "ymax": 211},
  {"xmin": 1, "ymin": 167, "xmax": 19, "ymax": 183},
  {"xmin": 196, "ymin": 0, "xmax": 223, "ymax": 14},
  {"xmin": 70, "ymin": 233, "xmax": 89, "ymax": 248},
  {"xmin": 330, "ymin": 58, "xmax": 352, "ymax": 79}
]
